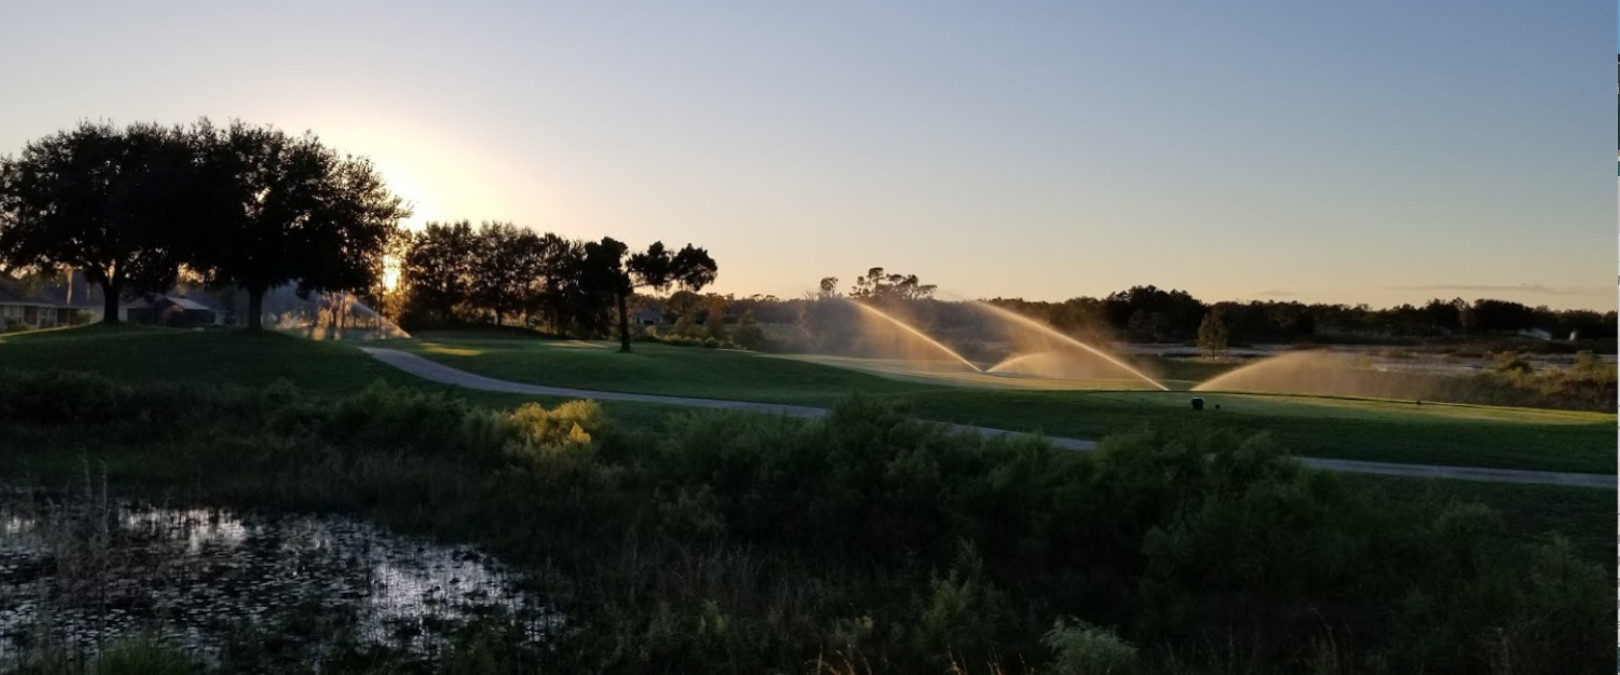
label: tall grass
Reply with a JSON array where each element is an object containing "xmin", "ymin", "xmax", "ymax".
[{"xmin": 0, "ymin": 370, "xmax": 1609, "ymax": 674}]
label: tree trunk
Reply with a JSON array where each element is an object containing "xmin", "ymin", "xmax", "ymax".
[
  {"xmin": 617, "ymin": 291, "xmax": 632, "ymax": 352},
  {"xmin": 247, "ymin": 287, "xmax": 266, "ymax": 331},
  {"xmin": 98, "ymin": 281, "xmax": 121, "ymax": 325}
]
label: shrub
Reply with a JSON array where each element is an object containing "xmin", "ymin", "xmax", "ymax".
[
  {"xmin": 509, "ymin": 399, "xmax": 603, "ymax": 448},
  {"xmin": 2, "ymin": 376, "xmax": 1610, "ymax": 674},
  {"xmin": 90, "ymin": 634, "xmax": 198, "ymax": 675},
  {"xmin": 1491, "ymin": 351, "xmax": 1532, "ymax": 374},
  {"xmin": 732, "ymin": 310, "xmax": 768, "ymax": 350},
  {"xmin": 1044, "ymin": 619, "xmax": 1138, "ymax": 675},
  {"xmin": 324, "ymin": 381, "xmax": 511, "ymax": 457},
  {"xmin": 0, "ymin": 369, "xmax": 135, "ymax": 425}
]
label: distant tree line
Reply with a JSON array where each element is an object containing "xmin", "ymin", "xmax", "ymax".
[
  {"xmin": 730, "ymin": 272, "xmax": 1617, "ymax": 352},
  {"xmin": 394, "ymin": 221, "xmax": 717, "ymax": 352},
  {"xmin": 983, "ymin": 287, "xmax": 1618, "ymax": 346},
  {"xmin": 0, "ymin": 119, "xmax": 406, "ymax": 329}
]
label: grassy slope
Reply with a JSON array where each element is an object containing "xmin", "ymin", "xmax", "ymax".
[
  {"xmin": 0, "ymin": 326, "xmax": 692, "ymax": 430},
  {"xmin": 408, "ymin": 337, "xmax": 935, "ymax": 403},
  {"xmin": 1, "ymin": 328, "xmax": 1612, "ymax": 473},
  {"xmin": 0, "ymin": 326, "xmax": 1607, "ymax": 570},
  {"xmin": 399, "ymin": 337, "xmax": 1617, "ymax": 474}
]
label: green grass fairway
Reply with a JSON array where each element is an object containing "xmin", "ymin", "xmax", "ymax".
[
  {"xmin": 775, "ymin": 353, "xmax": 1175, "ymax": 390},
  {"xmin": 0, "ymin": 324, "xmax": 420, "ymax": 392},
  {"xmin": 0, "ymin": 326, "xmax": 1610, "ymax": 572},
  {"xmin": 0, "ymin": 326, "xmax": 694, "ymax": 429},
  {"xmin": 2, "ymin": 328, "xmax": 1613, "ymax": 474},
  {"xmin": 407, "ymin": 337, "xmax": 936, "ymax": 403},
  {"xmin": 397, "ymin": 336, "xmax": 1616, "ymax": 474},
  {"xmin": 899, "ymin": 389, "xmax": 1613, "ymax": 473}
]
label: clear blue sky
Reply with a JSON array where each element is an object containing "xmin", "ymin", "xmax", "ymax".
[{"xmin": 1, "ymin": 1, "xmax": 1612, "ymax": 310}]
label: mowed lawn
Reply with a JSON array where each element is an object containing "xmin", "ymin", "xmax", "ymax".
[
  {"xmin": 400, "ymin": 336, "xmax": 1617, "ymax": 474},
  {"xmin": 0, "ymin": 326, "xmax": 694, "ymax": 429},
  {"xmin": 0, "ymin": 326, "xmax": 1610, "ymax": 561},
  {"xmin": 1, "ymin": 327, "xmax": 1613, "ymax": 474}
]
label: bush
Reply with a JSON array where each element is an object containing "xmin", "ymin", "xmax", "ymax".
[
  {"xmin": 1044, "ymin": 619, "xmax": 1138, "ymax": 675},
  {"xmin": 1491, "ymin": 351, "xmax": 1532, "ymax": 374},
  {"xmin": 2, "ymin": 377, "xmax": 1610, "ymax": 674},
  {"xmin": 732, "ymin": 310, "xmax": 768, "ymax": 350}
]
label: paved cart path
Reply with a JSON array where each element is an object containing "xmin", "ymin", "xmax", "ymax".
[{"xmin": 361, "ymin": 348, "xmax": 1615, "ymax": 490}]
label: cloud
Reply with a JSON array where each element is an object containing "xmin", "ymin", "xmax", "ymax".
[
  {"xmin": 1386, "ymin": 283, "xmax": 1605, "ymax": 297},
  {"xmin": 1246, "ymin": 288, "xmax": 1296, "ymax": 297}
]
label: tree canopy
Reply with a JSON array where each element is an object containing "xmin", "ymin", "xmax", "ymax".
[
  {"xmin": 0, "ymin": 121, "xmax": 202, "ymax": 321},
  {"xmin": 0, "ymin": 118, "xmax": 409, "ymax": 329},
  {"xmin": 187, "ymin": 120, "xmax": 408, "ymax": 329}
]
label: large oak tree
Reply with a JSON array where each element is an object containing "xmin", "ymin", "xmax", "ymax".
[
  {"xmin": 189, "ymin": 120, "xmax": 408, "ymax": 330},
  {"xmin": 0, "ymin": 121, "xmax": 200, "ymax": 322}
]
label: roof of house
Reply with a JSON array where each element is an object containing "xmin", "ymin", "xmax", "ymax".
[
  {"xmin": 163, "ymin": 297, "xmax": 214, "ymax": 311},
  {"xmin": 0, "ymin": 276, "xmax": 56, "ymax": 306}
]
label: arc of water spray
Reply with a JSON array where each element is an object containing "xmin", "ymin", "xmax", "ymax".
[
  {"xmin": 971, "ymin": 301, "xmax": 1170, "ymax": 390},
  {"xmin": 848, "ymin": 300, "xmax": 983, "ymax": 373}
]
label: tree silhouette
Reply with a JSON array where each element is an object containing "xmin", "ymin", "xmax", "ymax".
[
  {"xmin": 188, "ymin": 120, "xmax": 407, "ymax": 330},
  {"xmin": 1197, "ymin": 308, "xmax": 1229, "ymax": 356},
  {"xmin": 849, "ymin": 267, "xmax": 936, "ymax": 301},
  {"xmin": 0, "ymin": 121, "xmax": 200, "ymax": 323},
  {"xmin": 468, "ymin": 222, "xmax": 544, "ymax": 326},
  {"xmin": 403, "ymin": 221, "xmax": 478, "ymax": 325},
  {"xmin": 581, "ymin": 239, "xmax": 718, "ymax": 352}
]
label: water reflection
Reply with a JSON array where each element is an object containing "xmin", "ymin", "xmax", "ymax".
[{"xmin": 0, "ymin": 492, "xmax": 559, "ymax": 664}]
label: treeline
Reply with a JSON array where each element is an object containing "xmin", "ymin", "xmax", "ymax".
[
  {"xmin": 0, "ymin": 119, "xmax": 405, "ymax": 328},
  {"xmin": 0, "ymin": 120, "xmax": 720, "ymax": 352},
  {"xmin": 392, "ymin": 220, "xmax": 717, "ymax": 351},
  {"xmin": 724, "ymin": 272, "xmax": 1615, "ymax": 350},
  {"xmin": 984, "ymin": 289, "xmax": 1618, "ymax": 346}
]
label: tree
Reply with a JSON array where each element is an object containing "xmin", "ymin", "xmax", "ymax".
[
  {"xmin": 189, "ymin": 120, "xmax": 407, "ymax": 330},
  {"xmin": 849, "ymin": 267, "xmax": 936, "ymax": 301},
  {"xmin": 663, "ymin": 289, "xmax": 705, "ymax": 324},
  {"xmin": 584, "ymin": 239, "xmax": 718, "ymax": 352},
  {"xmin": 0, "ymin": 120, "xmax": 201, "ymax": 323},
  {"xmin": 703, "ymin": 294, "xmax": 728, "ymax": 341},
  {"xmin": 402, "ymin": 221, "xmax": 477, "ymax": 325},
  {"xmin": 468, "ymin": 222, "xmax": 544, "ymax": 326},
  {"xmin": 733, "ymin": 308, "xmax": 767, "ymax": 350},
  {"xmin": 1106, "ymin": 285, "xmax": 1206, "ymax": 339},
  {"xmin": 1197, "ymin": 308, "xmax": 1229, "ymax": 356}
]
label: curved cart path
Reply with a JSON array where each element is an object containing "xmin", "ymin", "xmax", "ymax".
[{"xmin": 361, "ymin": 348, "xmax": 1615, "ymax": 490}]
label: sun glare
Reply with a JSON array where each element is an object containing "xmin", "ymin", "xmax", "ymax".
[{"xmin": 381, "ymin": 255, "xmax": 402, "ymax": 292}]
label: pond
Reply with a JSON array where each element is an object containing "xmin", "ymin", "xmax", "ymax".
[{"xmin": 0, "ymin": 487, "xmax": 561, "ymax": 668}]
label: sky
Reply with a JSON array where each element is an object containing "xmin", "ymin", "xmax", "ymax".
[{"xmin": 1, "ymin": 1, "xmax": 1613, "ymax": 310}]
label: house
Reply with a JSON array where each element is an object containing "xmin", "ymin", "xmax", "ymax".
[
  {"xmin": 148, "ymin": 296, "xmax": 220, "ymax": 327},
  {"xmin": 0, "ymin": 276, "xmax": 78, "ymax": 329},
  {"xmin": 118, "ymin": 295, "xmax": 221, "ymax": 327},
  {"xmin": 632, "ymin": 308, "xmax": 665, "ymax": 325}
]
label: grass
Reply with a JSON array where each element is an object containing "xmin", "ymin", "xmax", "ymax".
[
  {"xmin": 1335, "ymin": 474, "xmax": 1615, "ymax": 564},
  {"xmin": 899, "ymin": 389, "xmax": 1615, "ymax": 474},
  {"xmin": 0, "ymin": 325, "xmax": 696, "ymax": 432},
  {"xmin": 2, "ymin": 327, "xmax": 1613, "ymax": 473},
  {"xmin": 408, "ymin": 336, "xmax": 933, "ymax": 403},
  {"xmin": 397, "ymin": 335, "xmax": 1616, "ymax": 474},
  {"xmin": 0, "ymin": 374, "xmax": 1608, "ymax": 675}
]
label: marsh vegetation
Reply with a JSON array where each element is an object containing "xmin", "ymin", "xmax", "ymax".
[{"xmin": 0, "ymin": 370, "xmax": 1609, "ymax": 674}]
